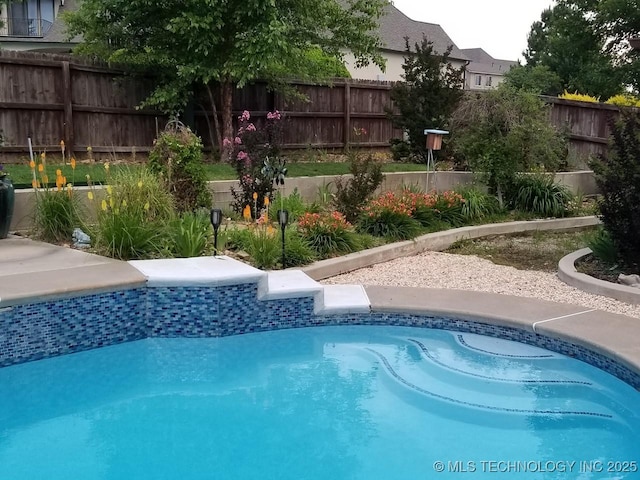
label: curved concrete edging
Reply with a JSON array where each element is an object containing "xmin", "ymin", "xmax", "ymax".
[
  {"xmin": 302, "ymin": 216, "xmax": 601, "ymax": 280},
  {"xmin": 558, "ymin": 248, "xmax": 640, "ymax": 305}
]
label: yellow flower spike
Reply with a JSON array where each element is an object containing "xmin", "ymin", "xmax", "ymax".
[
  {"xmin": 101, "ymin": 199, "xmax": 107, "ymax": 211},
  {"xmin": 104, "ymin": 162, "xmax": 110, "ymax": 172},
  {"xmin": 56, "ymin": 169, "xmax": 62, "ymax": 176},
  {"xmin": 109, "ymin": 198, "xmax": 115, "ymax": 208},
  {"xmin": 252, "ymin": 192, "xmax": 258, "ymax": 201},
  {"xmin": 143, "ymin": 202, "xmax": 150, "ymax": 211},
  {"xmin": 29, "ymin": 160, "xmax": 35, "ymax": 169},
  {"xmin": 122, "ymin": 199, "xmax": 127, "ymax": 208},
  {"xmin": 66, "ymin": 183, "xmax": 72, "ymax": 193},
  {"xmin": 40, "ymin": 152, "xmax": 46, "ymax": 161},
  {"xmin": 106, "ymin": 185, "xmax": 113, "ymax": 195},
  {"xmin": 88, "ymin": 191, "xmax": 94, "ymax": 201},
  {"xmin": 137, "ymin": 181, "xmax": 143, "ymax": 188},
  {"xmin": 70, "ymin": 157, "xmax": 76, "ymax": 170},
  {"xmin": 242, "ymin": 205, "xmax": 252, "ymax": 221},
  {"xmin": 38, "ymin": 164, "xmax": 44, "ymax": 173},
  {"xmin": 31, "ymin": 179, "xmax": 38, "ymax": 188},
  {"xmin": 87, "ymin": 146, "xmax": 92, "ymax": 152}
]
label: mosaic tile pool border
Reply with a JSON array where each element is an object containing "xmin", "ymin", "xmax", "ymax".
[{"xmin": 0, "ymin": 286, "xmax": 639, "ymax": 389}]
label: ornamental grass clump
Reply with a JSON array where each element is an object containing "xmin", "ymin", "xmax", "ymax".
[
  {"xmin": 510, "ymin": 173, "xmax": 573, "ymax": 218},
  {"xmin": 31, "ymin": 152, "xmax": 81, "ymax": 243},
  {"xmin": 297, "ymin": 211, "xmax": 359, "ymax": 257},
  {"xmin": 89, "ymin": 166, "xmax": 175, "ymax": 260},
  {"xmin": 169, "ymin": 209, "xmax": 212, "ymax": 258}
]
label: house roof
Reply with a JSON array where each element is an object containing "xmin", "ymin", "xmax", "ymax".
[
  {"xmin": 379, "ymin": 4, "xmax": 468, "ymax": 61},
  {"xmin": 460, "ymin": 48, "xmax": 517, "ymax": 75}
]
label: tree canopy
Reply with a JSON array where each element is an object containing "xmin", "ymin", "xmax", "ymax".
[
  {"xmin": 65, "ymin": 0, "xmax": 387, "ymax": 148},
  {"xmin": 522, "ymin": 0, "xmax": 640, "ymax": 98}
]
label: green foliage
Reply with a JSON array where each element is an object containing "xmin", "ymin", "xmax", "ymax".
[
  {"xmin": 388, "ymin": 37, "xmax": 464, "ymax": 162},
  {"xmin": 246, "ymin": 228, "xmax": 281, "ymax": 269},
  {"xmin": 297, "ymin": 211, "xmax": 359, "ymax": 257},
  {"xmin": 282, "ymin": 229, "xmax": 317, "ymax": 267},
  {"xmin": 524, "ymin": 1, "xmax": 626, "ymax": 98},
  {"xmin": 148, "ymin": 121, "xmax": 211, "ymax": 212},
  {"xmin": 169, "ymin": 209, "xmax": 212, "ymax": 257},
  {"xmin": 91, "ymin": 168, "xmax": 175, "ymax": 260},
  {"xmin": 450, "ymin": 85, "xmax": 567, "ymax": 206},
  {"xmin": 357, "ymin": 209, "xmax": 422, "ymax": 241},
  {"xmin": 66, "ymin": 0, "xmax": 387, "ymax": 144},
  {"xmin": 589, "ymin": 111, "xmax": 640, "ymax": 270},
  {"xmin": 456, "ymin": 185, "xmax": 501, "ymax": 221},
  {"xmin": 503, "ymin": 64, "xmax": 563, "ymax": 96},
  {"xmin": 509, "ymin": 174, "xmax": 573, "ymax": 218},
  {"xmin": 584, "ymin": 228, "xmax": 620, "ymax": 266},
  {"xmin": 33, "ymin": 190, "xmax": 81, "ymax": 243},
  {"xmin": 273, "ymin": 188, "xmax": 307, "ymax": 222},
  {"xmin": 332, "ymin": 153, "xmax": 384, "ymax": 223}
]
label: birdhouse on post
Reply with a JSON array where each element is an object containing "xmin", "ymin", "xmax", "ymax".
[{"xmin": 424, "ymin": 129, "xmax": 449, "ymax": 150}]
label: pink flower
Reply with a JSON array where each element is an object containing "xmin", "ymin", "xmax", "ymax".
[
  {"xmin": 222, "ymin": 138, "xmax": 232, "ymax": 147},
  {"xmin": 237, "ymin": 151, "xmax": 249, "ymax": 161},
  {"xmin": 234, "ymin": 137, "xmax": 242, "ymax": 145},
  {"xmin": 246, "ymin": 123, "xmax": 256, "ymax": 132},
  {"xmin": 267, "ymin": 110, "xmax": 281, "ymax": 120},
  {"xmin": 240, "ymin": 110, "xmax": 250, "ymax": 121}
]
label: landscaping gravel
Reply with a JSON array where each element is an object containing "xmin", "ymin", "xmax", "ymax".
[{"xmin": 322, "ymin": 251, "xmax": 640, "ymax": 319}]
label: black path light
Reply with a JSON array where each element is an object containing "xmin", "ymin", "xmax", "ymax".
[
  {"xmin": 277, "ymin": 209, "xmax": 289, "ymax": 269},
  {"xmin": 210, "ymin": 208, "xmax": 223, "ymax": 256}
]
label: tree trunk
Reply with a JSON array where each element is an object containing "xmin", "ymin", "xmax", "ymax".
[
  {"xmin": 205, "ymin": 84, "xmax": 222, "ymax": 155},
  {"xmin": 220, "ymin": 79, "xmax": 234, "ymax": 161}
]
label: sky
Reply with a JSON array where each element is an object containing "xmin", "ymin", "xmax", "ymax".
[{"xmin": 391, "ymin": 0, "xmax": 556, "ymax": 62}]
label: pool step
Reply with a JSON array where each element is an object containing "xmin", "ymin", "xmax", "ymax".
[{"xmin": 127, "ymin": 256, "xmax": 371, "ymax": 317}]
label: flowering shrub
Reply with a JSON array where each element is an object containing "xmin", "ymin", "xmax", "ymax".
[
  {"xmin": 227, "ymin": 110, "xmax": 284, "ymax": 216},
  {"xmin": 297, "ymin": 211, "xmax": 359, "ymax": 257}
]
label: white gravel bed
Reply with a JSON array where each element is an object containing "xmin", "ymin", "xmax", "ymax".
[{"xmin": 321, "ymin": 251, "xmax": 640, "ymax": 319}]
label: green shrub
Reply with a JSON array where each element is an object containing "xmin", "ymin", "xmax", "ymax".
[
  {"xmin": 169, "ymin": 209, "xmax": 212, "ymax": 257},
  {"xmin": 332, "ymin": 152, "xmax": 383, "ymax": 223},
  {"xmin": 91, "ymin": 168, "xmax": 175, "ymax": 260},
  {"xmin": 357, "ymin": 209, "xmax": 421, "ymax": 240},
  {"xmin": 148, "ymin": 121, "xmax": 211, "ymax": 212},
  {"xmin": 456, "ymin": 185, "xmax": 501, "ymax": 221},
  {"xmin": 273, "ymin": 188, "xmax": 307, "ymax": 222},
  {"xmin": 297, "ymin": 211, "xmax": 359, "ymax": 257},
  {"xmin": 247, "ymin": 228, "xmax": 280, "ymax": 269},
  {"xmin": 584, "ymin": 228, "xmax": 620, "ymax": 266},
  {"xmin": 590, "ymin": 111, "xmax": 640, "ymax": 270},
  {"xmin": 283, "ymin": 229, "xmax": 317, "ymax": 267},
  {"xmin": 33, "ymin": 189, "xmax": 81, "ymax": 243},
  {"xmin": 510, "ymin": 173, "xmax": 572, "ymax": 218}
]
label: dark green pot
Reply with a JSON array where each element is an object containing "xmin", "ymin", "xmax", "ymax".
[{"xmin": 0, "ymin": 176, "xmax": 15, "ymax": 239}]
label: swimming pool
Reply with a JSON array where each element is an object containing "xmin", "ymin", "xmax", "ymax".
[{"xmin": 1, "ymin": 326, "xmax": 638, "ymax": 480}]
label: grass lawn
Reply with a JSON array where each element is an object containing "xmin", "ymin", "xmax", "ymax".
[{"xmin": 4, "ymin": 161, "xmax": 427, "ymax": 188}]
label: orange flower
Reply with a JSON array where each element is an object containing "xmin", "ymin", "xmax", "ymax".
[
  {"xmin": 29, "ymin": 160, "xmax": 35, "ymax": 169},
  {"xmin": 38, "ymin": 164, "xmax": 44, "ymax": 173},
  {"xmin": 70, "ymin": 157, "xmax": 76, "ymax": 170},
  {"xmin": 264, "ymin": 196, "xmax": 270, "ymax": 206},
  {"xmin": 252, "ymin": 192, "xmax": 258, "ymax": 201},
  {"xmin": 242, "ymin": 205, "xmax": 252, "ymax": 221}
]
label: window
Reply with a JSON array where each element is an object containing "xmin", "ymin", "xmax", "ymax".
[
  {"xmin": 486, "ymin": 76, "xmax": 493, "ymax": 87},
  {"xmin": 5, "ymin": 0, "xmax": 54, "ymax": 37},
  {"xmin": 475, "ymin": 75, "xmax": 482, "ymax": 86}
]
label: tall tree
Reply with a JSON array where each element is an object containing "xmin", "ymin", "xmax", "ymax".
[
  {"xmin": 388, "ymin": 37, "xmax": 464, "ymax": 162},
  {"xmin": 65, "ymin": 0, "xmax": 387, "ymax": 152},
  {"xmin": 524, "ymin": 2, "xmax": 624, "ymax": 99}
]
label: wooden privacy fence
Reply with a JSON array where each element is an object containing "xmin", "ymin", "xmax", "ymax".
[
  {"xmin": 0, "ymin": 51, "xmax": 623, "ymax": 164},
  {"xmin": 0, "ymin": 51, "xmax": 402, "ymax": 162}
]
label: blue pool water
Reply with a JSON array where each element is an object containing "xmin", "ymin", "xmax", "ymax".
[{"xmin": 0, "ymin": 326, "xmax": 639, "ymax": 480}]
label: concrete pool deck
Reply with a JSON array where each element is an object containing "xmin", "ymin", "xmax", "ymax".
[{"xmin": 1, "ymin": 234, "xmax": 639, "ymax": 386}]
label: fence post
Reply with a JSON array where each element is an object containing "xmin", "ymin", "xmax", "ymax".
[
  {"xmin": 343, "ymin": 81, "xmax": 351, "ymax": 150},
  {"xmin": 61, "ymin": 61, "xmax": 74, "ymax": 158}
]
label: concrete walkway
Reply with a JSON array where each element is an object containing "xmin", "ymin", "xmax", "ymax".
[{"xmin": 1, "ymin": 235, "xmax": 639, "ymax": 385}]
